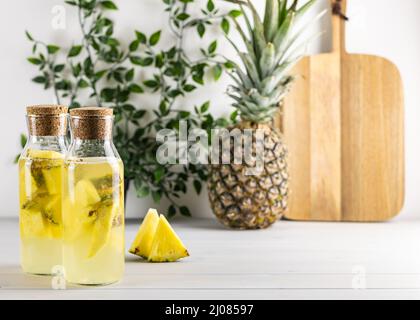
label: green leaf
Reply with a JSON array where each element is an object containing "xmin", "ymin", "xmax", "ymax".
[
  {"xmin": 213, "ymin": 64, "xmax": 223, "ymax": 81},
  {"xmin": 135, "ymin": 178, "xmax": 150, "ymax": 197},
  {"xmin": 200, "ymin": 101, "xmax": 210, "ymax": 113},
  {"xmin": 136, "ymin": 185, "xmax": 150, "ymax": 198},
  {"xmin": 180, "ymin": 206, "xmax": 191, "ymax": 217},
  {"xmin": 133, "ymin": 110, "xmax": 146, "ymax": 119},
  {"xmin": 152, "ymin": 191, "xmax": 162, "ymax": 203},
  {"xmin": 72, "ymin": 63, "xmax": 82, "ymax": 77},
  {"xmin": 149, "ymin": 31, "xmax": 161, "ymax": 46},
  {"xmin": 68, "ymin": 45, "xmax": 82, "ymax": 57},
  {"xmin": 183, "ymin": 84, "xmax": 196, "ymax": 92},
  {"xmin": 197, "ymin": 23, "xmax": 206, "ymax": 38},
  {"xmin": 54, "ymin": 64, "xmax": 65, "ymax": 72},
  {"xmin": 32, "ymin": 76, "xmax": 47, "ymax": 84},
  {"xmin": 125, "ymin": 69, "xmax": 135, "ymax": 81},
  {"xmin": 216, "ymin": 118, "xmax": 229, "ymax": 127},
  {"xmin": 208, "ymin": 40, "xmax": 217, "ymax": 54},
  {"xmin": 263, "ymin": 0, "xmax": 279, "ymax": 42},
  {"xmin": 20, "ymin": 134, "xmax": 27, "ymax": 148},
  {"xmin": 155, "ymin": 54, "xmax": 164, "ymax": 68},
  {"xmin": 25, "ymin": 31, "xmax": 34, "ymax": 41},
  {"xmin": 224, "ymin": 60, "xmax": 235, "ymax": 69},
  {"xmin": 47, "ymin": 45, "xmax": 60, "ymax": 54},
  {"xmin": 129, "ymin": 84, "xmax": 144, "ymax": 93},
  {"xmin": 177, "ymin": 111, "xmax": 189, "ymax": 119},
  {"xmin": 193, "ymin": 73, "xmax": 204, "ymax": 85},
  {"xmin": 168, "ymin": 89, "xmax": 182, "ymax": 98},
  {"xmin": 230, "ymin": 110, "xmax": 239, "ymax": 122},
  {"xmin": 101, "ymin": 1, "xmax": 118, "ymax": 10},
  {"xmin": 207, "ymin": 0, "xmax": 215, "ymax": 12},
  {"xmin": 95, "ymin": 70, "xmax": 107, "ymax": 80},
  {"xmin": 135, "ymin": 31, "xmax": 147, "ymax": 44},
  {"xmin": 78, "ymin": 79, "xmax": 89, "ymax": 88},
  {"xmin": 246, "ymin": 0, "xmax": 266, "ymax": 59},
  {"xmin": 64, "ymin": 0, "xmax": 77, "ymax": 6},
  {"xmin": 193, "ymin": 180, "xmax": 202, "ymax": 194},
  {"xmin": 144, "ymin": 80, "xmax": 159, "ymax": 88},
  {"xmin": 27, "ymin": 57, "xmax": 42, "ymax": 65},
  {"xmin": 168, "ymin": 205, "xmax": 177, "ymax": 218},
  {"xmin": 177, "ymin": 13, "xmax": 190, "ymax": 21},
  {"xmin": 159, "ymin": 101, "xmax": 168, "ymax": 115},
  {"xmin": 228, "ymin": 9, "xmax": 242, "ymax": 18},
  {"xmin": 130, "ymin": 56, "xmax": 153, "ymax": 66},
  {"xmin": 154, "ymin": 167, "xmax": 165, "ymax": 183},
  {"xmin": 100, "ymin": 88, "xmax": 116, "ymax": 101},
  {"xmin": 123, "ymin": 104, "xmax": 136, "ymax": 112},
  {"xmin": 129, "ymin": 40, "xmax": 139, "ymax": 52},
  {"xmin": 221, "ymin": 18, "xmax": 230, "ymax": 34}
]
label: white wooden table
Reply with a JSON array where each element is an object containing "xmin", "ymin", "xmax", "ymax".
[{"xmin": 1, "ymin": 216, "xmax": 420, "ymax": 300}]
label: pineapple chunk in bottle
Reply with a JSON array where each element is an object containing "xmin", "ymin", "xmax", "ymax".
[
  {"xmin": 19, "ymin": 105, "xmax": 68, "ymax": 275},
  {"xmin": 63, "ymin": 108, "xmax": 125, "ymax": 285}
]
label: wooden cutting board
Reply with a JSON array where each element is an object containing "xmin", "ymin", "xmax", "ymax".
[{"xmin": 282, "ymin": 0, "xmax": 404, "ymax": 222}]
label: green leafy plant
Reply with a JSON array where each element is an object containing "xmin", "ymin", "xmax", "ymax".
[{"xmin": 25, "ymin": 0, "xmax": 238, "ymax": 217}]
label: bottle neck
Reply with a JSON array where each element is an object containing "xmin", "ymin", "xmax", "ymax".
[
  {"xmin": 24, "ymin": 135, "xmax": 67, "ymax": 155},
  {"xmin": 28, "ymin": 135, "xmax": 66, "ymax": 145},
  {"xmin": 68, "ymin": 138, "xmax": 120, "ymax": 159}
]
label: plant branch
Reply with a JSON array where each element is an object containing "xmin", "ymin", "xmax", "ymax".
[{"xmin": 77, "ymin": 6, "xmax": 101, "ymax": 106}]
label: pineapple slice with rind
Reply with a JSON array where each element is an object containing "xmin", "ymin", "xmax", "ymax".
[
  {"xmin": 148, "ymin": 216, "xmax": 189, "ymax": 263},
  {"xmin": 42, "ymin": 166, "xmax": 62, "ymax": 195},
  {"xmin": 73, "ymin": 177, "xmax": 119, "ymax": 258},
  {"xmin": 43, "ymin": 196, "xmax": 62, "ymax": 238},
  {"xmin": 64, "ymin": 180, "xmax": 101, "ymax": 241},
  {"xmin": 44, "ymin": 195, "xmax": 61, "ymax": 224},
  {"xmin": 88, "ymin": 203, "xmax": 117, "ymax": 258},
  {"xmin": 129, "ymin": 209, "xmax": 160, "ymax": 258}
]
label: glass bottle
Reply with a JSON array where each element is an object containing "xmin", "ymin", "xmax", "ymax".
[
  {"xmin": 19, "ymin": 105, "xmax": 68, "ymax": 275},
  {"xmin": 63, "ymin": 107, "xmax": 125, "ymax": 285}
]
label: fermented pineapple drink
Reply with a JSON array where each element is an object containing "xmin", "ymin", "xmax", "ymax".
[
  {"xmin": 19, "ymin": 105, "xmax": 68, "ymax": 275},
  {"xmin": 63, "ymin": 108, "xmax": 124, "ymax": 285}
]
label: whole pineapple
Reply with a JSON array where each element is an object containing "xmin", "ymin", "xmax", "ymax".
[{"xmin": 208, "ymin": 0, "xmax": 318, "ymax": 229}]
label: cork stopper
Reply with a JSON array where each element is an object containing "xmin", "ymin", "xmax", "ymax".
[
  {"xmin": 70, "ymin": 107, "xmax": 114, "ymax": 118},
  {"xmin": 26, "ymin": 105, "xmax": 69, "ymax": 136},
  {"xmin": 70, "ymin": 107, "xmax": 114, "ymax": 140}
]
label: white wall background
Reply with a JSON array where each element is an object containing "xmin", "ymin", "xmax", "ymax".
[{"xmin": 1, "ymin": 0, "xmax": 419, "ymax": 220}]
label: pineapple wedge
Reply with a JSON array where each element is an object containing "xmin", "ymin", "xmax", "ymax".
[
  {"xmin": 148, "ymin": 216, "xmax": 189, "ymax": 263},
  {"xmin": 129, "ymin": 209, "xmax": 160, "ymax": 258},
  {"xmin": 42, "ymin": 166, "xmax": 62, "ymax": 195},
  {"xmin": 44, "ymin": 196, "xmax": 62, "ymax": 238},
  {"xmin": 88, "ymin": 204, "xmax": 116, "ymax": 258},
  {"xmin": 65, "ymin": 180, "xmax": 101, "ymax": 242},
  {"xmin": 75, "ymin": 180, "xmax": 101, "ymax": 207},
  {"xmin": 130, "ymin": 210, "xmax": 189, "ymax": 263}
]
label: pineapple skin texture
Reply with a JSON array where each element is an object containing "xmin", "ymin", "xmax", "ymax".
[{"xmin": 208, "ymin": 122, "xmax": 289, "ymax": 230}]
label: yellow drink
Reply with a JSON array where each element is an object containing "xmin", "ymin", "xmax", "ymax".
[
  {"xmin": 19, "ymin": 150, "xmax": 64, "ymax": 275},
  {"xmin": 63, "ymin": 157, "xmax": 125, "ymax": 285}
]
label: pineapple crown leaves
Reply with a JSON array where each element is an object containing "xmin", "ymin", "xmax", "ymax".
[{"xmin": 226, "ymin": 0, "xmax": 325, "ymax": 123}]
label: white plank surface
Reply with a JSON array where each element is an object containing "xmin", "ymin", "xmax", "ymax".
[{"xmin": 1, "ymin": 216, "xmax": 420, "ymax": 300}]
